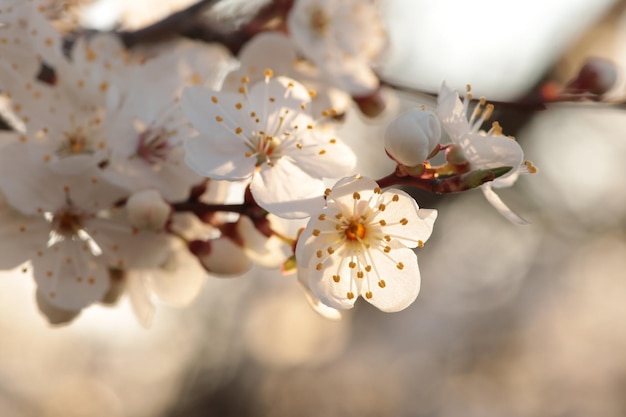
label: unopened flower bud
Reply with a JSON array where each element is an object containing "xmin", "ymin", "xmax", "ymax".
[
  {"xmin": 384, "ymin": 108, "xmax": 441, "ymax": 167},
  {"xmin": 126, "ymin": 189, "xmax": 171, "ymax": 231},
  {"xmin": 189, "ymin": 238, "xmax": 252, "ymax": 276},
  {"xmin": 445, "ymin": 144, "xmax": 470, "ymax": 168}
]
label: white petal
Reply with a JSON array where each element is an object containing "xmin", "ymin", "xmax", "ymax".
[
  {"xmin": 251, "ymin": 159, "xmax": 326, "ymax": 218},
  {"xmin": 247, "ymin": 76, "xmax": 313, "ymax": 122},
  {"xmin": 373, "ymin": 189, "xmax": 437, "ymax": 247},
  {"xmin": 87, "ymin": 216, "xmax": 170, "ymax": 270},
  {"xmin": 126, "ymin": 272, "xmax": 155, "ymax": 328},
  {"xmin": 237, "ymin": 215, "xmax": 289, "ymax": 268},
  {"xmin": 322, "ymin": 54, "xmax": 379, "ymax": 96},
  {"xmin": 326, "ymin": 175, "xmax": 379, "ymax": 213},
  {"xmin": 307, "ymin": 247, "xmax": 359, "ymax": 310},
  {"xmin": 289, "ymin": 133, "xmax": 357, "ymax": 179},
  {"xmin": 184, "ymin": 133, "xmax": 255, "ymax": 180},
  {"xmin": 144, "ymin": 241, "xmax": 206, "ymax": 306},
  {"xmin": 459, "ymin": 132, "xmax": 524, "ymax": 172},
  {"xmin": 295, "ymin": 225, "xmax": 344, "ymax": 320},
  {"xmin": 481, "ymin": 183, "xmax": 529, "ymax": 225},
  {"xmin": 437, "ymin": 82, "xmax": 471, "ymax": 141},
  {"xmin": 35, "ymin": 289, "xmax": 81, "ymax": 326},
  {"xmin": 298, "ymin": 272, "xmax": 343, "ymax": 320},
  {"xmin": 32, "ymin": 240, "xmax": 110, "ymax": 311},
  {"xmin": 224, "ymin": 32, "xmax": 296, "ymax": 90},
  {"xmin": 181, "ymin": 86, "xmax": 254, "ymax": 135},
  {"xmin": 363, "ymin": 247, "xmax": 420, "ymax": 313},
  {"xmin": 0, "ymin": 142, "xmax": 123, "ymax": 214},
  {"xmin": 0, "ymin": 208, "xmax": 48, "ymax": 269}
]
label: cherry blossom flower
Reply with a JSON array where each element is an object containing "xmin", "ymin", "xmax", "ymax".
[
  {"xmin": 296, "ymin": 175, "xmax": 437, "ymax": 312},
  {"xmin": 286, "ymin": 0, "xmax": 387, "ymax": 96},
  {"xmin": 102, "ymin": 40, "xmax": 235, "ymax": 201},
  {"xmin": 437, "ymin": 82, "xmax": 533, "ymax": 224},
  {"xmin": 181, "ymin": 71, "xmax": 356, "ymax": 218},
  {"xmin": 0, "ymin": 31, "xmax": 126, "ymax": 175},
  {"xmin": 0, "ymin": 143, "xmax": 168, "ymax": 319}
]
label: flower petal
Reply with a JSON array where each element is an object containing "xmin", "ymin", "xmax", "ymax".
[
  {"xmin": 35, "ymin": 289, "xmax": 81, "ymax": 326},
  {"xmin": 289, "ymin": 132, "xmax": 357, "ymax": 179},
  {"xmin": 372, "ymin": 189, "xmax": 437, "ymax": 248},
  {"xmin": 126, "ymin": 273, "xmax": 155, "ymax": 328},
  {"xmin": 32, "ymin": 239, "xmax": 110, "ymax": 311},
  {"xmin": 182, "ymin": 86, "xmax": 255, "ymax": 135},
  {"xmin": 143, "ymin": 240, "xmax": 206, "ymax": 306},
  {"xmin": 326, "ymin": 175, "xmax": 379, "ymax": 213},
  {"xmin": 362, "ymin": 247, "xmax": 420, "ymax": 312},
  {"xmin": 437, "ymin": 82, "xmax": 471, "ymax": 140},
  {"xmin": 251, "ymin": 158, "xmax": 326, "ymax": 218},
  {"xmin": 0, "ymin": 205, "xmax": 48, "ymax": 268}
]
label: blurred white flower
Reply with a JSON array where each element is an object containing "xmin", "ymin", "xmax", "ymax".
[
  {"xmin": 0, "ymin": 143, "xmax": 168, "ymax": 320},
  {"xmin": 0, "ymin": 0, "xmax": 65, "ymax": 81},
  {"xmin": 287, "ymin": 0, "xmax": 386, "ymax": 96},
  {"xmin": 296, "ymin": 175, "xmax": 436, "ymax": 312},
  {"xmin": 181, "ymin": 72, "xmax": 356, "ymax": 218},
  {"xmin": 102, "ymin": 40, "xmax": 234, "ymax": 201},
  {"xmin": 224, "ymin": 32, "xmax": 351, "ymax": 118},
  {"xmin": 384, "ymin": 107, "xmax": 441, "ymax": 167},
  {"xmin": 437, "ymin": 82, "xmax": 532, "ymax": 224}
]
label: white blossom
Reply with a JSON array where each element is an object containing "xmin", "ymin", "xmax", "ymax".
[
  {"xmin": 296, "ymin": 175, "xmax": 437, "ymax": 312},
  {"xmin": 0, "ymin": 142, "xmax": 168, "ymax": 316},
  {"xmin": 181, "ymin": 72, "xmax": 356, "ymax": 218},
  {"xmin": 287, "ymin": 0, "xmax": 386, "ymax": 95},
  {"xmin": 437, "ymin": 82, "xmax": 531, "ymax": 224}
]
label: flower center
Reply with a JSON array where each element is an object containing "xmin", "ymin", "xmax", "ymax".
[
  {"xmin": 252, "ymin": 134, "xmax": 281, "ymax": 166},
  {"xmin": 345, "ymin": 221, "xmax": 366, "ymax": 241},
  {"xmin": 257, "ymin": 135, "xmax": 277, "ymax": 156},
  {"xmin": 136, "ymin": 127, "xmax": 172, "ymax": 164},
  {"xmin": 58, "ymin": 127, "xmax": 94, "ymax": 156}
]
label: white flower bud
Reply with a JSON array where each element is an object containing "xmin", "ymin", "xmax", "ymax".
[
  {"xmin": 384, "ymin": 108, "xmax": 441, "ymax": 167},
  {"xmin": 193, "ymin": 237, "xmax": 253, "ymax": 276},
  {"xmin": 126, "ymin": 189, "xmax": 171, "ymax": 231}
]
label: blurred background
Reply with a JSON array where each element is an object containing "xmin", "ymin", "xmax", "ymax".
[{"xmin": 2, "ymin": 0, "xmax": 626, "ymax": 416}]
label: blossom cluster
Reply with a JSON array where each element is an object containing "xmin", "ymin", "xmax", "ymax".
[{"xmin": 0, "ymin": 0, "xmax": 534, "ymax": 325}]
